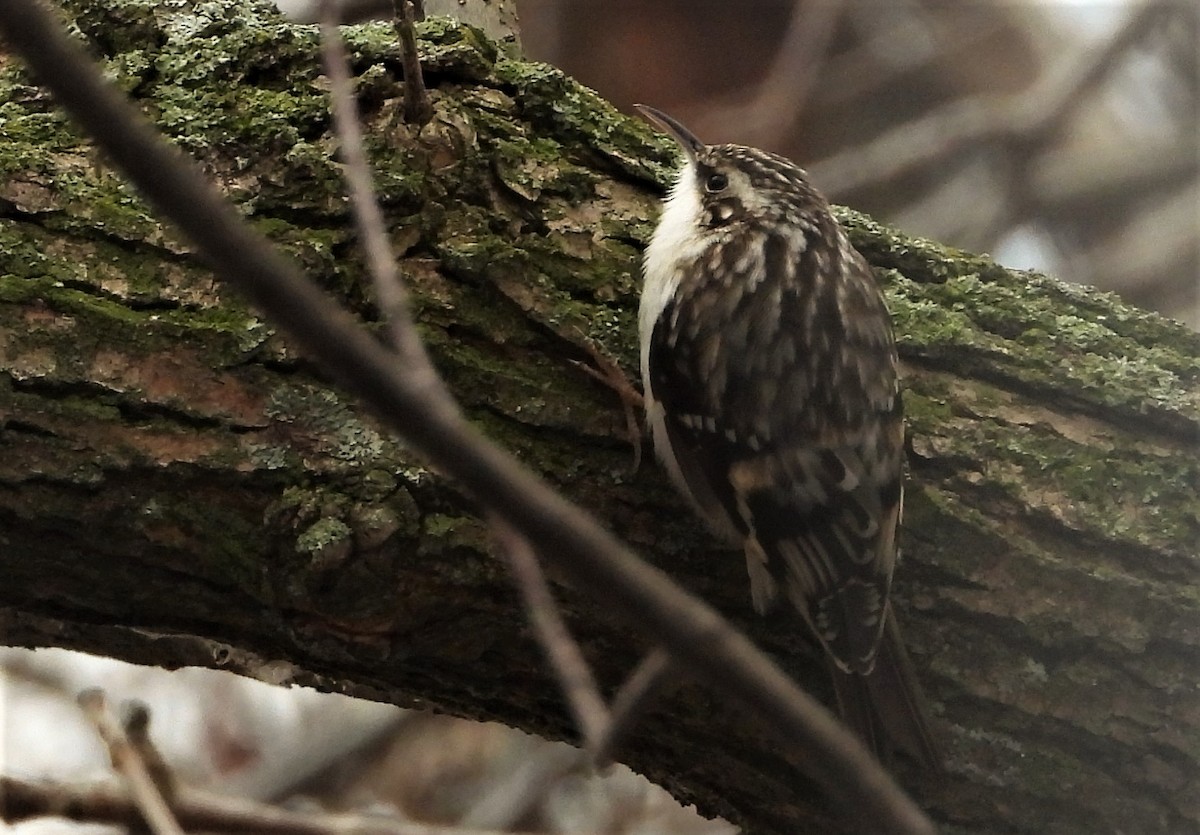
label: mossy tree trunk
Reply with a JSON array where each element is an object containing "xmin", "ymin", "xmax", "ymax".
[{"xmin": 1, "ymin": 3, "xmax": 1198, "ymax": 833}]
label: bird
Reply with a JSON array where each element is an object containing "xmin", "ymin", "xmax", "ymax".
[{"xmin": 634, "ymin": 104, "xmax": 941, "ymax": 769}]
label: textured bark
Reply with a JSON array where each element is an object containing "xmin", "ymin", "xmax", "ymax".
[{"xmin": 1, "ymin": 2, "xmax": 1198, "ymax": 833}]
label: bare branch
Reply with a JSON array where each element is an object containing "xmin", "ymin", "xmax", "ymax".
[
  {"xmin": 491, "ymin": 516, "xmax": 610, "ymax": 746},
  {"xmin": 494, "ymin": 519, "xmax": 679, "ymax": 768},
  {"xmin": 0, "ymin": 3, "xmax": 934, "ymax": 832},
  {"xmin": 76, "ymin": 690, "xmax": 184, "ymax": 835},
  {"xmin": 590, "ymin": 647, "xmax": 676, "ymax": 769},
  {"xmin": 0, "ymin": 775, "xmax": 525, "ymax": 835},
  {"xmin": 319, "ymin": 2, "xmax": 429, "ymax": 366},
  {"xmin": 121, "ymin": 701, "xmax": 177, "ymax": 804},
  {"xmin": 392, "ymin": 0, "xmax": 433, "ymax": 125}
]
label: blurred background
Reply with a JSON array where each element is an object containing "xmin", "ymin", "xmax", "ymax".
[
  {"xmin": 521, "ymin": 0, "xmax": 1198, "ymax": 328},
  {"xmin": 2, "ymin": 647, "xmax": 730, "ymax": 834},
  {"xmin": 4, "ymin": 4, "xmax": 1196, "ymax": 835}
]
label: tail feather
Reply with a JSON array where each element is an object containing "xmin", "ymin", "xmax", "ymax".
[{"xmin": 827, "ymin": 609, "xmax": 942, "ymax": 770}]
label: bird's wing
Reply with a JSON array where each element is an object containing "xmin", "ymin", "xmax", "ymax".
[
  {"xmin": 646, "ymin": 235, "xmax": 904, "ymax": 674},
  {"xmin": 727, "ymin": 426, "xmax": 903, "ymax": 674}
]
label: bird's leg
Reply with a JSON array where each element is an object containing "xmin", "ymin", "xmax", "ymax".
[{"xmin": 571, "ymin": 332, "xmax": 645, "ymax": 474}]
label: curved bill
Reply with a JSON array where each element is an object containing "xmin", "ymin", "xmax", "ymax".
[{"xmin": 633, "ymin": 104, "xmax": 704, "ymax": 161}]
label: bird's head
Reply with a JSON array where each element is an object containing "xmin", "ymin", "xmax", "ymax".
[{"xmin": 634, "ymin": 104, "xmax": 827, "ymax": 231}]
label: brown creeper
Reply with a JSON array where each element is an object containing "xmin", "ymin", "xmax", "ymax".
[{"xmin": 636, "ymin": 105, "xmax": 940, "ymax": 768}]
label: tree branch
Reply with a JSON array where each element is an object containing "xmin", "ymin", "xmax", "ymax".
[
  {"xmin": 0, "ymin": 2, "xmax": 932, "ymax": 833},
  {"xmin": 1, "ymin": 776, "xmax": 518, "ymax": 835},
  {"xmin": 1, "ymin": 3, "xmax": 1196, "ymax": 834},
  {"xmin": 76, "ymin": 691, "xmax": 184, "ymax": 835}
]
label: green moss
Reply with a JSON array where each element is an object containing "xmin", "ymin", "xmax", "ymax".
[
  {"xmin": 0, "ymin": 62, "xmax": 161, "ymax": 236},
  {"xmin": 242, "ymin": 441, "xmax": 295, "ymax": 472},
  {"xmin": 902, "ymin": 346, "xmax": 1198, "ymax": 560},
  {"xmin": 0, "ymin": 101, "xmax": 79, "ymax": 164},
  {"xmin": 337, "ymin": 17, "xmax": 498, "ymax": 82},
  {"xmin": 884, "ymin": 263, "xmax": 1200, "ymax": 430},
  {"xmin": 296, "ymin": 516, "xmax": 353, "ymax": 554},
  {"xmin": 1, "ymin": 270, "xmax": 266, "ymax": 378},
  {"xmin": 987, "ymin": 425, "xmax": 1195, "ymax": 550},
  {"xmin": 0, "ymin": 225, "xmax": 80, "ymax": 286},
  {"xmin": 265, "ymin": 384, "xmax": 398, "ymax": 467},
  {"xmin": 431, "ymin": 218, "xmax": 641, "ymax": 370},
  {"xmin": 156, "ymin": 84, "xmax": 328, "ymax": 151},
  {"xmin": 841, "ymin": 207, "xmax": 1007, "ymax": 284},
  {"xmin": 490, "ymin": 136, "xmax": 594, "ymax": 203},
  {"xmin": 0, "ymin": 385, "xmax": 124, "ymax": 438},
  {"xmin": 899, "ymin": 388, "xmax": 956, "ymax": 431},
  {"xmin": 888, "ymin": 276, "xmax": 996, "ymax": 356},
  {"xmin": 18, "ymin": 279, "xmax": 152, "ymax": 327},
  {"xmin": 422, "ymin": 512, "xmax": 489, "ymax": 554},
  {"xmin": 359, "ymin": 468, "xmax": 399, "ymax": 500},
  {"xmin": 493, "ymin": 58, "xmax": 668, "ymax": 184},
  {"xmin": 290, "ymin": 515, "xmax": 355, "ymax": 575}
]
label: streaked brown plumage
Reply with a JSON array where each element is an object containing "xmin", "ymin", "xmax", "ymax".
[{"xmin": 636, "ymin": 105, "xmax": 940, "ymax": 768}]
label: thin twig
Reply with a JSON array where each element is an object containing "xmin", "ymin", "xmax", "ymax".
[
  {"xmin": 320, "ymin": 2, "xmax": 427, "ymax": 365},
  {"xmin": 0, "ymin": 775, "xmax": 520, "ymax": 835},
  {"xmin": 496, "ymin": 519, "xmax": 677, "ymax": 767},
  {"xmin": 0, "ymin": 4, "xmax": 935, "ymax": 832},
  {"xmin": 392, "ymin": 0, "xmax": 433, "ymax": 125},
  {"xmin": 122, "ymin": 701, "xmax": 177, "ymax": 802},
  {"xmin": 491, "ymin": 516, "xmax": 610, "ymax": 746},
  {"xmin": 589, "ymin": 647, "xmax": 676, "ymax": 769},
  {"xmin": 77, "ymin": 690, "xmax": 184, "ymax": 835}
]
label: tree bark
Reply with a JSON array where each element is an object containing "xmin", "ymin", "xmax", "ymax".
[{"xmin": 1, "ymin": 3, "xmax": 1198, "ymax": 833}]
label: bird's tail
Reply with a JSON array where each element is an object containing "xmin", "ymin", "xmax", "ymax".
[{"xmin": 827, "ymin": 609, "xmax": 942, "ymax": 770}]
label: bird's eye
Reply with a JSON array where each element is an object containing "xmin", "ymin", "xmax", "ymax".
[{"xmin": 704, "ymin": 172, "xmax": 728, "ymax": 193}]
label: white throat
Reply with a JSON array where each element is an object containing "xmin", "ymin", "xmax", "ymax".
[
  {"xmin": 639, "ymin": 164, "xmax": 705, "ymax": 391},
  {"xmin": 638, "ymin": 164, "xmax": 709, "ymax": 503}
]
